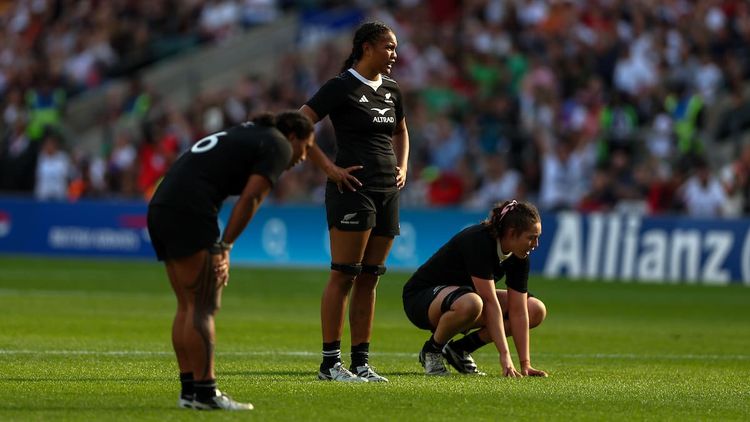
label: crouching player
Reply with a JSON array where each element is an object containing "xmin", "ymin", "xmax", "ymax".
[{"xmin": 402, "ymin": 200, "xmax": 548, "ymax": 377}]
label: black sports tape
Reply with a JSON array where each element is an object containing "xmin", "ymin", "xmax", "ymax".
[
  {"xmin": 330, "ymin": 262, "xmax": 363, "ymax": 275},
  {"xmin": 361, "ymin": 264, "xmax": 386, "ymax": 275},
  {"xmin": 440, "ymin": 286, "xmax": 475, "ymax": 313}
]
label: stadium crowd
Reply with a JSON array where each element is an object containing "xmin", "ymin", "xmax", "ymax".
[{"xmin": 1, "ymin": 0, "xmax": 750, "ymax": 217}]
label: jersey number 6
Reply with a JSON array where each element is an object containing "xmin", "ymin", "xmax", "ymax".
[{"xmin": 191, "ymin": 131, "xmax": 228, "ymax": 153}]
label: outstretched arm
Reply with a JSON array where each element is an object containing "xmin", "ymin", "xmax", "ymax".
[
  {"xmin": 507, "ymin": 289, "xmax": 547, "ymax": 377},
  {"xmin": 473, "ymin": 276, "xmax": 521, "ymax": 377},
  {"xmin": 299, "ymin": 105, "xmax": 362, "ymax": 192}
]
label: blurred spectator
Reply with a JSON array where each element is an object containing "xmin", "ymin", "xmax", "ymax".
[
  {"xmin": 1, "ymin": 1, "xmax": 749, "ymax": 218},
  {"xmin": 67, "ymin": 150, "xmax": 107, "ymax": 201},
  {"xmin": 665, "ymin": 81, "xmax": 705, "ymax": 157},
  {"xmin": 678, "ymin": 157, "xmax": 728, "ymax": 218},
  {"xmin": 536, "ymin": 131, "xmax": 594, "ymax": 211},
  {"xmin": 0, "ymin": 116, "xmax": 35, "ymax": 192},
  {"xmin": 609, "ymin": 147, "xmax": 646, "ymax": 203},
  {"xmin": 199, "ymin": 0, "xmax": 241, "ymax": 42},
  {"xmin": 121, "ymin": 77, "xmax": 154, "ymax": 120},
  {"xmin": 466, "ymin": 153, "xmax": 522, "ymax": 210},
  {"xmin": 425, "ymin": 114, "xmax": 466, "ymax": 171},
  {"xmin": 241, "ymin": 0, "xmax": 280, "ymax": 28},
  {"xmin": 720, "ymin": 138, "xmax": 750, "ymax": 216},
  {"xmin": 647, "ymin": 163, "xmax": 688, "ymax": 215},
  {"xmin": 596, "ymin": 92, "xmax": 638, "ymax": 162},
  {"xmin": 427, "ymin": 169, "xmax": 464, "ymax": 207},
  {"xmin": 613, "ymin": 45, "xmax": 658, "ymax": 98},
  {"xmin": 106, "ymin": 129, "xmax": 138, "ymax": 195},
  {"xmin": 35, "ymin": 132, "xmax": 72, "ymax": 201},
  {"xmin": 2, "ymin": 87, "xmax": 24, "ymax": 130},
  {"xmin": 25, "ymin": 74, "xmax": 66, "ymax": 142},
  {"xmin": 578, "ymin": 165, "xmax": 616, "ymax": 213},
  {"xmin": 644, "ymin": 110, "xmax": 675, "ymax": 162},
  {"xmin": 714, "ymin": 88, "xmax": 750, "ymax": 143},
  {"xmin": 693, "ymin": 50, "xmax": 723, "ymax": 105},
  {"xmin": 137, "ymin": 120, "xmax": 180, "ymax": 200}
]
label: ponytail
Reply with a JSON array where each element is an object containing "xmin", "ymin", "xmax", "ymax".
[
  {"xmin": 251, "ymin": 112, "xmax": 276, "ymax": 127},
  {"xmin": 273, "ymin": 110, "xmax": 314, "ymax": 140},
  {"xmin": 484, "ymin": 200, "xmax": 540, "ymax": 239},
  {"xmin": 341, "ymin": 53, "xmax": 356, "ymax": 73},
  {"xmin": 249, "ymin": 110, "xmax": 313, "ymax": 140}
]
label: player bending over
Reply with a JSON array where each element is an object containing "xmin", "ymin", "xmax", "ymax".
[{"xmin": 147, "ymin": 111, "xmax": 314, "ymax": 410}]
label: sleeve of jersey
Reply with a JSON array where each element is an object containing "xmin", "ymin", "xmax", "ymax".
[
  {"xmin": 253, "ymin": 137, "xmax": 292, "ymax": 188},
  {"xmin": 504, "ymin": 256, "xmax": 530, "ymax": 293},
  {"xmin": 394, "ymin": 84, "xmax": 405, "ymax": 123},
  {"xmin": 305, "ymin": 77, "xmax": 345, "ymax": 120}
]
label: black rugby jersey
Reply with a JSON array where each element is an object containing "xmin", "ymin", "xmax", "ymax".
[
  {"xmin": 306, "ymin": 69, "xmax": 405, "ymax": 191},
  {"xmin": 404, "ymin": 224, "xmax": 530, "ymax": 294},
  {"xmin": 150, "ymin": 122, "xmax": 292, "ymax": 216}
]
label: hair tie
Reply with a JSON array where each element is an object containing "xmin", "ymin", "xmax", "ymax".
[{"xmin": 498, "ymin": 199, "xmax": 518, "ymax": 222}]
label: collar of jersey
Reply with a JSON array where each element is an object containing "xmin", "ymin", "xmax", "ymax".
[
  {"xmin": 497, "ymin": 240, "xmax": 512, "ymax": 264},
  {"xmin": 348, "ymin": 68, "xmax": 382, "ymax": 91}
]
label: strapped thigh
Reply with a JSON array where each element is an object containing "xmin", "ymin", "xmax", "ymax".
[{"xmin": 440, "ymin": 286, "xmax": 475, "ymax": 313}]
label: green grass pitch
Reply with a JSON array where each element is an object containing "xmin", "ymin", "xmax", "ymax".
[{"xmin": 1, "ymin": 256, "xmax": 748, "ymax": 421}]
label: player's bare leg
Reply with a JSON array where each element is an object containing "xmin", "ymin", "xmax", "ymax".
[
  {"xmin": 445, "ymin": 291, "xmax": 547, "ymax": 375},
  {"xmin": 168, "ymin": 251, "xmax": 252, "ymax": 410},
  {"xmin": 318, "ymin": 228, "xmax": 369, "ymax": 382},
  {"xmin": 348, "ymin": 234, "xmax": 393, "ymax": 381},
  {"xmin": 418, "ymin": 288, "xmax": 483, "ymax": 375},
  {"xmin": 166, "ymin": 261, "xmax": 194, "ymax": 408}
]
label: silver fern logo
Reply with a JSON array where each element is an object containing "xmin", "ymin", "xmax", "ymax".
[{"xmin": 341, "ymin": 213, "xmax": 359, "ymax": 225}]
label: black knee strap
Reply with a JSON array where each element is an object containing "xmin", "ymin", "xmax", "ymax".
[
  {"xmin": 361, "ymin": 264, "xmax": 386, "ymax": 275},
  {"xmin": 440, "ymin": 286, "xmax": 475, "ymax": 313},
  {"xmin": 331, "ymin": 262, "xmax": 362, "ymax": 275}
]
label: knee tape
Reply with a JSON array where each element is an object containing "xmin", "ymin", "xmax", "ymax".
[
  {"xmin": 331, "ymin": 262, "xmax": 362, "ymax": 275},
  {"xmin": 361, "ymin": 264, "xmax": 386, "ymax": 276},
  {"xmin": 440, "ymin": 286, "xmax": 475, "ymax": 313}
]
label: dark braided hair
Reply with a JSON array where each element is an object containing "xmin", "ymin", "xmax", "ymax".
[
  {"xmin": 340, "ymin": 21, "xmax": 393, "ymax": 73},
  {"xmin": 251, "ymin": 110, "xmax": 314, "ymax": 140},
  {"xmin": 483, "ymin": 200, "xmax": 540, "ymax": 239}
]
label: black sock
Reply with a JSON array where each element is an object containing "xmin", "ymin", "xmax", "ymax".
[
  {"xmin": 350, "ymin": 342, "xmax": 370, "ymax": 368},
  {"xmin": 321, "ymin": 340, "xmax": 342, "ymax": 372},
  {"xmin": 422, "ymin": 335, "xmax": 444, "ymax": 354},
  {"xmin": 194, "ymin": 379, "xmax": 217, "ymax": 402},
  {"xmin": 451, "ymin": 331, "xmax": 489, "ymax": 354},
  {"xmin": 179, "ymin": 372, "xmax": 194, "ymax": 399}
]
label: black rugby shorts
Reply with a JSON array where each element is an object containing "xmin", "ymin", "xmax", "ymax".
[
  {"xmin": 147, "ymin": 205, "xmax": 219, "ymax": 261},
  {"xmin": 325, "ymin": 183, "xmax": 400, "ymax": 236},
  {"xmin": 402, "ymin": 281, "xmax": 447, "ymax": 331}
]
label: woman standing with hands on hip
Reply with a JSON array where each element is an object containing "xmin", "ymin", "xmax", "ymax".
[{"xmin": 300, "ymin": 21, "xmax": 409, "ymax": 383}]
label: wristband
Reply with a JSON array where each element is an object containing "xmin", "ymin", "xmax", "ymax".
[{"xmin": 209, "ymin": 241, "xmax": 233, "ymax": 254}]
